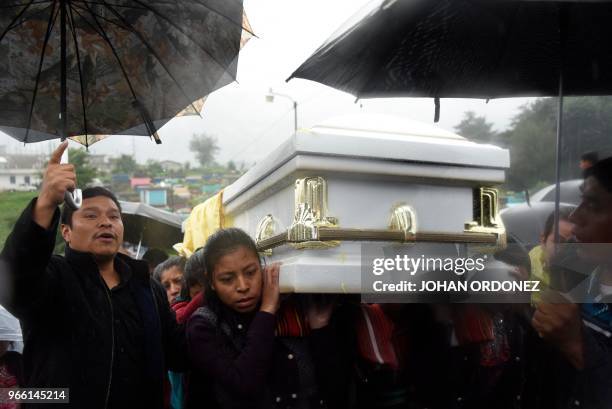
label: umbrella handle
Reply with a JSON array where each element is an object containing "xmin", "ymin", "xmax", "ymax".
[
  {"xmin": 59, "ymin": 141, "xmax": 82, "ymax": 209},
  {"xmin": 64, "ymin": 189, "xmax": 82, "ymax": 210}
]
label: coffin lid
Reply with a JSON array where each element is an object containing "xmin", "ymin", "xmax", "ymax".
[{"xmin": 224, "ymin": 114, "xmax": 509, "ymax": 204}]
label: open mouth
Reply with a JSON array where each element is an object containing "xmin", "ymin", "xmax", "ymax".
[{"xmin": 96, "ymin": 232, "xmax": 116, "ymax": 241}]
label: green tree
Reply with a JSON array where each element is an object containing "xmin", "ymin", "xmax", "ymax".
[
  {"xmin": 68, "ymin": 148, "xmax": 97, "ymax": 187},
  {"xmin": 502, "ymin": 96, "xmax": 612, "ymax": 191},
  {"xmin": 454, "ymin": 111, "xmax": 498, "ymax": 144},
  {"xmin": 190, "ymin": 133, "xmax": 219, "ymax": 168},
  {"xmin": 227, "ymin": 160, "xmax": 237, "ymax": 172},
  {"xmin": 112, "ymin": 154, "xmax": 139, "ymax": 175},
  {"xmin": 145, "ymin": 160, "xmax": 164, "ymax": 177}
]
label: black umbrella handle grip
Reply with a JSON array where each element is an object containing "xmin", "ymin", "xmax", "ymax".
[{"xmin": 64, "ymin": 189, "xmax": 82, "ymax": 210}]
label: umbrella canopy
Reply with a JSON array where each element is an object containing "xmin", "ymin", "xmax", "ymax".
[
  {"xmin": 289, "ymin": 0, "xmax": 612, "ymax": 100},
  {"xmin": 290, "ymin": 0, "xmax": 612, "ymax": 244},
  {"xmin": 0, "ymin": 305, "xmax": 22, "ymax": 343},
  {"xmin": 119, "ymin": 200, "xmax": 187, "ymax": 250},
  {"xmin": 0, "ymin": 0, "xmax": 252, "ymax": 146}
]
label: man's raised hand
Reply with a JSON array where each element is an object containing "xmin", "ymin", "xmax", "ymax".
[{"xmin": 33, "ymin": 141, "xmax": 76, "ymax": 228}]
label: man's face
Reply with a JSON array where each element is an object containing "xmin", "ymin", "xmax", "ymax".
[
  {"xmin": 570, "ymin": 176, "xmax": 612, "ymax": 263},
  {"xmin": 61, "ymin": 196, "xmax": 124, "ymax": 259},
  {"xmin": 579, "ymin": 159, "xmax": 593, "ymax": 170},
  {"xmin": 541, "ymin": 219, "xmax": 574, "ymax": 264}
]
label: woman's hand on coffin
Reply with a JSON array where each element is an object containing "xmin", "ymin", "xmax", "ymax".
[
  {"xmin": 260, "ymin": 262, "xmax": 280, "ymax": 314},
  {"xmin": 306, "ymin": 294, "xmax": 337, "ymax": 329}
]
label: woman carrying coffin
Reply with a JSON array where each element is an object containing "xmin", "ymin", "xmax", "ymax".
[{"xmin": 186, "ymin": 228, "xmax": 348, "ymax": 409}]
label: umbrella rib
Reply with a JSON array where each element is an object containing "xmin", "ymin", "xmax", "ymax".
[
  {"xmin": 78, "ymin": 0, "xmax": 162, "ymax": 142},
  {"xmin": 190, "ymin": 0, "xmax": 256, "ymax": 38},
  {"xmin": 25, "ymin": 1, "xmax": 59, "ymax": 143},
  {"xmin": 81, "ymin": 0, "xmax": 255, "ymax": 38},
  {"xmin": 100, "ymin": 2, "xmax": 203, "ymax": 117},
  {"xmin": 67, "ymin": 4, "xmax": 90, "ymax": 146},
  {"xmin": 70, "ymin": 1, "xmax": 150, "ymax": 11},
  {"xmin": 0, "ymin": 0, "xmax": 50, "ymax": 9},
  {"xmin": 5, "ymin": 3, "xmax": 55, "ymax": 39},
  {"xmin": 68, "ymin": 5, "xmax": 104, "ymax": 36},
  {"xmin": 0, "ymin": 0, "xmax": 36, "ymax": 45},
  {"xmin": 126, "ymin": 0, "xmax": 238, "ymax": 79},
  {"xmin": 74, "ymin": 0, "xmax": 237, "ymax": 80}
]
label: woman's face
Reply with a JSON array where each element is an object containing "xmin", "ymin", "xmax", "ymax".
[
  {"xmin": 211, "ymin": 246, "xmax": 262, "ymax": 313},
  {"xmin": 160, "ymin": 266, "xmax": 183, "ymax": 304}
]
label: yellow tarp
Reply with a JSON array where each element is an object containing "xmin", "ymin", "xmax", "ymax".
[{"xmin": 174, "ymin": 190, "xmax": 232, "ymax": 257}]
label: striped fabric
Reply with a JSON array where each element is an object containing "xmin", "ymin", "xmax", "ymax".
[
  {"xmin": 452, "ymin": 305, "xmax": 494, "ymax": 345},
  {"xmin": 355, "ymin": 304, "xmax": 399, "ymax": 369},
  {"xmin": 275, "ymin": 297, "xmax": 310, "ymax": 337}
]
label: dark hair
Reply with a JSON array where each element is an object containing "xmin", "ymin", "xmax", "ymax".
[
  {"xmin": 202, "ymin": 228, "xmax": 261, "ymax": 313},
  {"xmin": 584, "ymin": 156, "xmax": 612, "ymax": 193},
  {"xmin": 60, "ymin": 187, "xmax": 122, "ymax": 227},
  {"xmin": 542, "ymin": 207, "xmax": 575, "ymax": 239},
  {"xmin": 581, "ymin": 151, "xmax": 599, "ymax": 164},
  {"xmin": 152, "ymin": 256, "xmax": 186, "ymax": 283},
  {"xmin": 142, "ymin": 248, "xmax": 169, "ymax": 271},
  {"xmin": 181, "ymin": 247, "xmax": 206, "ymax": 299}
]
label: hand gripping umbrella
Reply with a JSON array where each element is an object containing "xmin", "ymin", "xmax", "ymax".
[
  {"xmin": 0, "ymin": 0, "xmax": 252, "ymax": 208},
  {"xmin": 289, "ymin": 0, "xmax": 612, "ymax": 243}
]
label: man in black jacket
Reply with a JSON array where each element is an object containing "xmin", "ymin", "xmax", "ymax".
[
  {"xmin": 0, "ymin": 141, "xmax": 185, "ymax": 409},
  {"xmin": 531, "ymin": 157, "xmax": 612, "ymax": 408}
]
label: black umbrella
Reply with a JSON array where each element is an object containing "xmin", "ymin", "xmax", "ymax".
[
  {"xmin": 0, "ymin": 0, "xmax": 251, "ymax": 207},
  {"xmin": 289, "ymin": 0, "xmax": 612, "ymax": 243},
  {"xmin": 119, "ymin": 201, "xmax": 187, "ymax": 252}
]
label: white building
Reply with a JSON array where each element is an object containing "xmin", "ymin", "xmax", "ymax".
[{"xmin": 0, "ymin": 151, "xmax": 43, "ymax": 191}]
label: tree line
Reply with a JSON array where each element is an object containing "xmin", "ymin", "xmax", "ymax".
[
  {"xmin": 68, "ymin": 133, "xmax": 246, "ymax": 186},
  {"xmin": 454, "ymin": 97, "xmax": 612, "ymax": 191}
]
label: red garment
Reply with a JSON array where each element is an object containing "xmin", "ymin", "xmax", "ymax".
[
  {"xmin": 0, "ymin": 362, "xmax": 20, "ymax": 409},
  {"xmin": 354, "ymin": 304, "xmax": 399, "ymax": 369},
  {"xmin": 452, "ymin": 305, "xmax": 494, "ymax": 345},
  {"xmin": 172, "ymin": 292, "xmax": 204, "ymax": 325},
  {"xmin": 275, "ymin": 297, "xmax": 310, "ymax": 337}
]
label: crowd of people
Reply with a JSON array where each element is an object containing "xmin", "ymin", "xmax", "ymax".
[{"xmin": 1, "ymin": 141, "xmax": 612, "ymax": 409}]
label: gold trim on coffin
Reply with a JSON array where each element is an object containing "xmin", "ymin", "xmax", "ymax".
[
  {"xmin": 288, "ymin": 177, "xmax": 339, "ymax": 250},
  {"xmin": 255, "ymin": 215, "xmax": 277, "ymax": 256},
  {"xmin": 255, "ymin": 178, "xmax": 505, "ymax": 252},
  {"xmin": 464, "ymin": 187, "xmax": 507, "ymax": 249}
]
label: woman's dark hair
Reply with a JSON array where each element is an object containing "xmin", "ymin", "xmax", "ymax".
[
  {"xmin": 581, "ymin": 151, "xmax": 599, "ymax": 164},
  {"xmin": 152, "ymin": 256, "xmax": 186, "ymax": 283},
  {"xmin": 60, "ymin": 187, "xmax": 121, "ymax": 227},
  {"xmin": 180, "ymin": 247, "xmax": 207, "ymax": 299},
  {"xmin": 584, "ymin": 156, "xmax": 612, "ymax": 193},
  {"xmin": 202, "ymin": 228, "xmax": 261, "ymax": 314},
  {"xmin": 142, "ymin": 248, "xmax": 169, "ymax": 272},
  {"xmin": 542, "ymin": 206, "xmax": 575, "ymax": 239}
]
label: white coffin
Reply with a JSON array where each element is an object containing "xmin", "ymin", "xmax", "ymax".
[{"xmin": 223, "ymin": 114, "xmax": 510, "ymax": 293}]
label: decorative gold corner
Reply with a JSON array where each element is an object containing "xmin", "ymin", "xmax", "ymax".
[
  {"xmin": 465, "ymin": 187, "xmax": 507, "ymax": 248},
  {"xmin": 255, "ymin": 214, "xmax": 277, "ymax": 256},
  {"xmin": 389, "ymin": 204, "xmax": 417, "ymax": 242},
  {"xmin": 288, "ymin": 177, "xmax": 339, "ymax": 249}
]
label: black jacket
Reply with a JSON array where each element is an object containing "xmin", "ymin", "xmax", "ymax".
[
  {"xmin": 186, "ymin": 301, "xmax": 350, "ymax": 409},
  {"xmin": 0, "ymin": 199, "xmax": 185, "ymax": 409}
]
